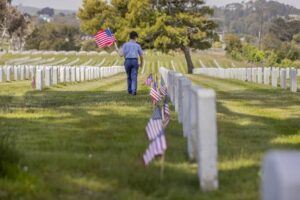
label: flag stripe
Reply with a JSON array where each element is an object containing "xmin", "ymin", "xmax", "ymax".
[{"xmin": 94, "ymin": 29, "xmax": 116, "ymax": 48}]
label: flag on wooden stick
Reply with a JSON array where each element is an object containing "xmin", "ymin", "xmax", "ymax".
[
  {"xmin": 143, "ymin": 106, "xmax": 167, "ymax": 166},
  {"xmin": 146, "ymin": 106, "xmax": 163, "ymax": 141},
  {"xmin": 150, "ymin": 81, "xmax": 161, "ymax": 104},
  {"xmin": 159, "ymin": 78, "xmax": 168, "ymax": 96},
  {"xmin": 31, "ymin": 76, "xmax": 36, "ymax": 89},
  {"xmin": 145, "ymin": 74, "xmax": 153, "ymax": 86},
  {"xmin": 94, "ymin": 28, "xmax": 116, "ymax": 48},
  {"xmin": 143, "ymin": 132, "xmax": 167, "ymax": 165},
  {"xmin": 163, "ymin": 98, "xmax": 170, "ymax": 128}
]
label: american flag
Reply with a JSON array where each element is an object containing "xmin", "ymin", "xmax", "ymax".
[
  {"xmin": 145, "ymin": 74, "xmax": 153, "ymax": 86},
  {"xmin": 94, "ymin": 28, "xmax": 116, "ymax": 48},
  {"xmin": 143, "ymin": 131, "xmax": 167, "ymax": 166},
  {"xmin": 31, "ymin": 77, "xmax": 36, "ymax": 89},
  {"xmin": 146, "ymin": 106, "xmax": 163, "ymax": 141},
  {"xmin": 159, "ymin": 78, "xmax": 168, "ymax": 96},
  {"xmin": 150, "ymin": 82, "xmax": 161, "ymax": 104},
  {"xmin": 163, "ymin": 98, "xmax": 170, "ymax": 128}
]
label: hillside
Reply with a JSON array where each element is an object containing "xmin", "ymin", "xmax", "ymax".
[
  {"xmin": 14, "ymin": 4, "xmax": 76, "ymax": 16},
  {"xmin": 213, "ymin": 0, "xmax": 300, "ymax": 36}
]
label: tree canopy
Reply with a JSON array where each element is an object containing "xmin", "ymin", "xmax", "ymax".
[
  {"xmin": 0, "ymin": 0, "xmax": 30, "ymax": 50},
  {"xmin": 25, "ymin": 23, "xmax": 81, "ymax": 51},
  {"xmin": 78, "ymin": 0, "xmax": 217, "ymax": 73}
]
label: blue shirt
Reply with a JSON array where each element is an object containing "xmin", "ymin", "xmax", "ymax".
[{"xmin": 122, "ymin": 40, "xmax": 143, "ymax": 59}]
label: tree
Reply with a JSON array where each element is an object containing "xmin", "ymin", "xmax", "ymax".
[
  {"xmin": 0, "ymin": 0, "xmax": 29, "ymax": 50},
  {"xmin": 25, "ymin": 23, "xmax": 81, "ymax": 51},
  {"xmin": 224, "ymin": 33, "xmax": 242, "ymax": 53},
  {"xmin": 78, "ymin": 0, "xmax": 217, "ymax": 73}
]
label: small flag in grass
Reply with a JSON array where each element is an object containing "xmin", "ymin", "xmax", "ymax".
[
  {"xmin": 150, "ymin": 81, "xmax": 161, "ymax": 104},
  {"xmin": 163, "ymin": 98, "xmax": 170, "ymax": 128},
  {"xmin": 145, "ymin": 74, "xmax": 153, "ymax": 86},
  {"xmin": 159, "ymin": 78, "xmax": 168, "ymax": 96},
  {"xmin": 146, "ymin": 106, "xmax": 163, "ymax": 141},
  {"xmin": 31, "ymin": 77, "xmax": 36, "ymax": 89},
  {"xmin": 143, "ymin": 131, "xmax": 167, "ymax": 165}
]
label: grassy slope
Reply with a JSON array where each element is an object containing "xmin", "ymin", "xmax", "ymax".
[
  {"xmin": 0, "ymin": 71, "xmax": 299, "ymax": 199},
  {"xmin": 188, "ymin": 74, "xmax": 300, "ymax": 199},
  {"xmin": 0, "ymin": 51, "xmax": 257, "ymax": 74}
]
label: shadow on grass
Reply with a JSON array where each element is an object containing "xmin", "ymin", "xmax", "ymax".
[{"xmin": 0, "ymin": 75, "xmax": 299, "ymax": 199}]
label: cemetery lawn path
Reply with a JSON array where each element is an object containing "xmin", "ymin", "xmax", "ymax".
[
  {"xmin": 0, "ymin": 74, "xmax": 197, "ymax": 200},
  {"xmin": 1, "ymin": 73, "xmax": 300, "ymax": 200}
]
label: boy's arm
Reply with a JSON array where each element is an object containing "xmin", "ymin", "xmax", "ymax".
[
  {"xmin": 139, "ymin": 55, "xmax": 144, "ymax": 68},
  {"xmin": 115, "ymin": 42, "xmax": 124, "ymax": 57},
  {"xmin": 138, "ymin": 45, "xmax": 144, "ymax": 67}
]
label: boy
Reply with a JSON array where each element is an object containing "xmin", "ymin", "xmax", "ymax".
[{"xmin": 118, "ymin": 31, "xmax": 144, "ymax": 95}]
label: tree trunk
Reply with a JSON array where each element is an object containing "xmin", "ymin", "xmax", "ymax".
[{"xmin": 181, "ymin": 46, "xmax": 194, "ymax": 74}]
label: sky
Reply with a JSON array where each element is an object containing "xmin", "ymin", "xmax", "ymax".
[{"xmin": 12, "ymin": 0, "xmax": 300, "ymax": 10}]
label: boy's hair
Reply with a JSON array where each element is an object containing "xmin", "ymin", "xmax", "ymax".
[{"xmin": 130, "ymin": 31, "xmax": 139, "ymax": 40}]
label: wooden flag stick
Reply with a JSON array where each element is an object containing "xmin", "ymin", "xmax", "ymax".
[
  {"xmin": 160, "ymin": 106, "xmax": 166, "ymax": 181},
  {"xmin": 160, "ymin": 152, "xmax": 165, "ymax": 181},
  {"xmin": 114, "ymin": 42, "xmax": 119, "ymax": 51},
  {"xmin": 160, "ymin": 153, "xmax": 165, "ymax": 181}
]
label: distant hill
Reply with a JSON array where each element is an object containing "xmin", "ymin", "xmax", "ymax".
[
  {"xmin": 15, "ymin": 4, "xmax": 76, "ymax": 16},
  {"xmin": 213, "ymin": 0, "xmax": 300, "ymax": 36}
]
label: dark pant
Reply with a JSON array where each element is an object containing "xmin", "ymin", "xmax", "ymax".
[{"xmin": 124, "ymin": 58, "xmax": 139, "ymax": 94}]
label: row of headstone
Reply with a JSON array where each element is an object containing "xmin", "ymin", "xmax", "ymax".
[
  {"xmin": 34, "ymin": 65, "xmax": 125, "ymax": 91},
  {"xmin": 4, "ymin": 50, "xmax": 115, "ymax": 56},
  {"xmin": 193, "ymin": 67, "xmax": 298, "ymax": 93},
  {"xmin": 0, "ymin": 65, "xmax": 35, "ymax": 82},
  {"xmin": 160, "ymin": 67, "xmax": 218, "ymax": 192},
  {"xmin": 0, "ymin": 65, "xmax": 125, "ymax": 85}
]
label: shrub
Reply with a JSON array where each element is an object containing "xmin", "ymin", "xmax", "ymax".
[{"xmin": 279, "ymin": 58, "xmax": 293, "ymax": 68}]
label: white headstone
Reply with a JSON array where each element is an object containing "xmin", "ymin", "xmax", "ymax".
[
  {"xmin": 182, "ymin": 79, "xmax": 192, "ymax": 137},
  {"xmin": 252, "ymin": 68, "xmax": 257, "ymax": 82},
  {"xmin": 25, "ymin": 66, "xmax": 30, "ymax": 79},
  {"xmin": 65, "ymin": 67, "xmax": 70, "ymax": 82},
  {"xmin": 263, "ymin": 68, "xmax": 270, "ymax": 85},
  {"xmin": 286, "ymin": 68, "xmax": 290, "ymax": 79},
  {"xmin": 80, "ymin": 67, "xmax": 85, "ymax": 81},
  {"xmin": 71, "ymin": 67, "xmax": 76, "ymax": 82},
  {"xmin": 60, "ymin": 67, "xmax": 65, "ymax": 83},
  {"xmin": 45, "ymin": 67, "xmax": 51, "ymax": 87},
  {"xmin": 195, "ymin": 88, "xmax": 218, "ymax": 192},
  {"xmin": 14, "ymin": 66, "xmax": 19, "ymax": 81},
  {"xmin": 262, "ymin": 151, "xmax": 300, "ymax": 200},
  {"xmin": 20, "ymin": 66, "xmax": 25, "ymax": 80},
  {"xmin": 290, "ymin": 69, "xmax": 297, "ymax": 93},
  {"xmin": 188, "ymin": 85, "xmax": 200, "ymax": 161},
  {"xmin": 246, "ymin": 68, "xmax": 252, "ymax": 82},
  {"xmin": 174, "ymin": 73, "xmax": 183, "ymax": 112},
  {"xmin": 36, "ymin": 69, "xmax": 43, "ymax": 91},
  {"xmin": 52, "ymin": 66, "xmax": 58, "ymax": 85},
  {"xmin": 271, "ymin": 68, "xmax": 278, "ymax": 88},
  {"xmin": 280, "ymin": 69, "xmax": 287, "ymax": 89},
  {"xmin": 257, "ymin": 67, "xmax": 263, "ymax": 84},
  {"xmin": 0, "ymin": 67, "xmax": 3, "ymax": 82},
  {"xmin": 6, "ymin": 66, "xmax": 11, "ymax": 82},
  {"xmin": 178, "ymin": 77, "xmax": 190, "ymax": 124},
  {"xmin": 76, "ymin": 67, "xmax": 80, "ymax": 81}
]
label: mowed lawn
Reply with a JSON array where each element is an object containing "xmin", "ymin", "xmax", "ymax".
[{"xmin": 0, "ymin": 72, "xmax": 300, "ymax": 200}]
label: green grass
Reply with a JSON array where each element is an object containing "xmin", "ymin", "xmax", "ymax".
[
  {"xmin": 0, "ymin": 71, "xmax": 299, "ymax": 199},
  {"xmin": 0, "ymin": 50, "xmax": 254, "ymax": 71},
  {"xmin": 188, "ymin": 74, "xmax": 300, "ymax": 199}
]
